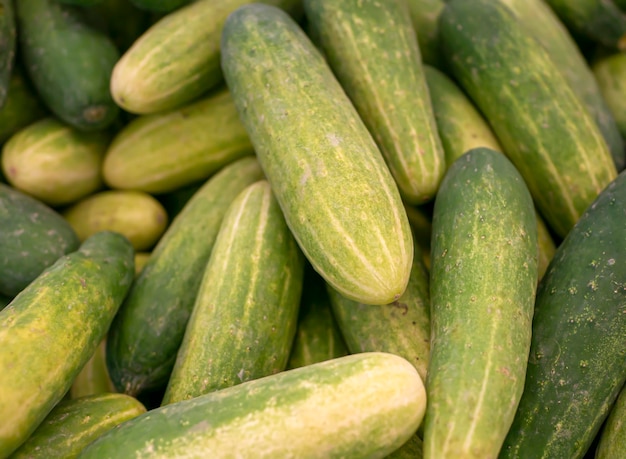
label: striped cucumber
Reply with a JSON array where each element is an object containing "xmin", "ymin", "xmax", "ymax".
[
  {"xmin": 406, "ymin": 0, "xmax": 445, "ymax": 69},
  {"xmin": 0, "ymin": 231, "xmax": 134, "ymax": 457},
  {"xmin": 106, "ymin": 157, "xmax": 264, "ymax": 397},
  {"xmin": 0, "ymin": 0, "xmax": 16, "ymax": 108},
  {"xmin": 222, "ymin": 3, "xmax": 413, "ymax": 305},
  {"xmin": 595, "ymin": 384, "xmax": 626, "ymax": 459},
  {"xmin": 80, "ymin": 353, "xmax": 426, "ymax": 458},
  {"xmin": 439, "ymin": 0, "xmax": 617, "ymax": 238},
  {"xmin": 500, "ymin": 170, "xmax": 626, "ymax": 459},
  {"xmin": 425, "ymin": 147, "xmax": 538, "ymax": 458},
  {"xmin": 162, "ymin": 180, "xmax": 304, "ymax": 404},
  {"xmin": 70, "ymin": 339, "xmax": 116, "ymax": 399},
  {"xmin": 592, "ymin": 52, "xmax": 626, "ymax": 140},
  {"xmin": 304, "ymin": 0, "xmax": 445, "ymax": 205}
]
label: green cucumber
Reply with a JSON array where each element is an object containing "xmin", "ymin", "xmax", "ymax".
[
  {"xmin": 0, "ymin": 0, "xmax": 16, "ymax": 108},
  {"xmin": 222, "ymin": 3, "xmax": 413, "ymax": 305},
  {"xmin": 9, "ymin": 393, "xmax": 146, "ymax": 458},
  {"xmin": 111, "ymin": 0, "xmax": 302, "ymax": 114},
  {"xmin": 16, "ymin": 0, "xmax": 120, "ymax": 130},
  {"xmin": 62, "ymin": 190, "xmax": 169, "ymax": 252},
  {"xmin": 592, "ymin": 52, "xmax": 626, "ymax": 141},
  {"xmin": 70, "ymin": 339, "xmax": 116, "ymax": 399},
  {"xmin": 498, "ymin": 0, "xmax": 625, "ymax": 171},
  {"xmin": 2, "ymin": 117, "xmax": 108, "ymax": 206},
  {"xmin": 0, "ymin": 231, "xmax": 134, "ymax": 457},
  {"xmin": 0, "ymin": 183, "xmax": 80, "ymax": 297},
  {"xmin": 326, "ymin": 241, "xmax": 430, "ymax": 382},
  {"xmin": 406, "ymin": 0, "xmax": 445, "ymax": 69},
  {"xmin": 103, "ymin": 88, "xmax": 254, "ymax": 194},
  {"xmin": 80, "ymin": 352, "xmax": 426, "ymax": 458},
  {"xmin": 304, "ymin": 0, "xmax": 445, "ymax": 205},
  {"xmin": 439, "ymin": 0, "xmax": 617, "ymax": 238},
  {"xmin": 91, "ymin": 0, "xmax": 151, "ymax": 53},
  {"xmin": 595, "ymin": 384, "xmax": 626, "ymax": 458},
  {"xmin": 500, "ymin": 170, "xmax": 626, "ymax": 459},
  {"xmin": 106, "ymin": 157, "xmax": 264, "ymax": 397},
  {"xmin": 425, "ymin": 147, "xmax": 538, "ymax": 458}
]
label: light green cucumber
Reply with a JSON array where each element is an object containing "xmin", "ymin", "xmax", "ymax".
[
  {"xmin": 0, "ymin": 0, "xmax": 16, "ymax": 108},
  {"xmin": 222, "ymin": 3, "xmax": 413, "ymax": 305},
  {"xmin": 406, "ymin": 0, "xmax": 445, "ymax": 69},
  {"xmin": 425, "ymin": 148, "xmax": 538, "ymax": 458},
  {"xmin": 593, "ymin": 52, "xmax": 626, "ymax": 141},
  {"xmin": 111, "ymin": 0, "xmax": 303, "ymax": 114},
  {"xmin": 62, "ymin": 190, "xmax": 168, "ymax": 251},
  {"xmin": 2, "ymin": 117, "xmax": 108, "ymax": 206},
  {"xmin": 9, "ymin": 393, "xmax": 145, "ymax": 458},
  {"xmin": 0, "ymin": 231, "xmax": 134, "ymax": 457},
  {"xmin": 106, "ymin": 157, "xmax": 264, "ymax": 398},
  {"xmin": 103, "ymin": 88, "xmax": 254, "ymax": 194},
  {"xmin": 79, "ymin": 352, "xmax": 426, "ymax": 458},
  {"xmin": 70, "ymin": 339, "xmax": 116, "ymax": 399},
  {"xmin": 304, "ymin": 0, "xmax": 445, "ymax": 205},
  {"xmin": 162, "ymin": 180, "xmax": 304, "ymax": 404},
  {"xmin": 595, "ymin": 384, "xmax": 626, "ymax": 459}
]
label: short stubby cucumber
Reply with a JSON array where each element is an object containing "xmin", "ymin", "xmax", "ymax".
[
  {"xmin": 304, "ymin": 0, "xmax": 446, "ymax": 204},
  {"xmin": 0, "ymin": 231, "xmax": 134, "ymax": 457},
  {"xmin": 425, "ymin": 147, "xmax": 538, "ymax": 459},
  {"xmin": 0, "ymin": 0, "xmax": 16, "ymax": 108},
  {"xmin": 0, "ymin": 68, "xmax": 47, "ymax": 144},
  {"xmin": 79, "ymin": 353, "xmax": 426, "ymax": 458},
  {"xmin": 221, "ymin": 3, "xmax": 414, "ymax": 305},
  {"xmin": 593, "ymin": 52, "xmax": 626, "ymax": 141},
  {"xmin": 595, "ymin": 384, "xmax": 626, "ymax": 459},
  {"xmin": 439, "ymin": 0, "xmax": 617, "ymax": 238}
]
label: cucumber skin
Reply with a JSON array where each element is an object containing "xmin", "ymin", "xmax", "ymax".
[
  {"xmin": 595, "ymin": 385, "xmax": 626, "ymax": 459},
  {"xmin": 0, "ymin": 0, "xmax": 16, "ymax": 108},
  {"xmin": 0, "ymin": 183, "xmax": 80, "ymax": 297},
  {"xmin": 162, "ymin": 180, "xmax": 304, "ymax": 404},
  {"xmin": 222, "ymin": 3, "xmax": 413, "ymax": 305},
  {"xmin": 425, "ymin": 148, "xmax": 538, "ymax": 459},
  {"xmin": 106, "ymin": 157, "xmax": 264, "ymax": 397},
  {"xmin": 0, "ymin": 231, "xmax": 134, "ymax": 457},
  {"xmin": 79, "ymin": 353, "xmax": 426, "ymax": 459},
  {"xmin": 15, "ymin": 0, "xmax": 120, "ymax": 130},
  {"xmin": 9, "ymin": 393, "xmax": 146, "ymax": 459},
  {"xmin": 304, "ymin": 0, "xmax": 446, "ymax": 205},
  {"xmin": 500, "ymin": 170, "xmax": 626, "ymax": 459},
  {"xmin": 439, "ymin": 0, "xmax": 617, "ymax": 239}
]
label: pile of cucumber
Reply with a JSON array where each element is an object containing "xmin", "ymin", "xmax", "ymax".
[{"xmin": 0, "ymin": 0, "xmax": 625, "ymax": 457}]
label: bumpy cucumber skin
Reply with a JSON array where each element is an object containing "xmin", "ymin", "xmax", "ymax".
[
  {"xmin": 0, "ymin": 231, "xmax": 134, "ymax": 457},
  {"xmin": 498, "ymin": 0, "xmax": 626, "ymax": 172},
  {"xmin": 79, "ymin": 353, "xmax": 426, "ymax": 459},
  {"xmin": 304, "ymin": 0, "xmax": 446, "ymax": 205},
  {"xmin": 593, "ymin": 52, "xmax": 626, "ymax": 141},
  {"xmin": 595, "ymin": 385, "xmax": 626, "ymax": 459},
  {"xmin": 222, "ymin": 3, "xmax": 413, "ymax": 305},
  {"xmin": 0, "ymin": 69, "xmax": 47, "ymax": 144},
  {"xmin": 405, "ymin": 0, "xmax": 445, "ymax": 69},
  {"xmin": 0, "ymin": 0, "xmax": 16, "ymax": 108},
  {"xmin": 162, "ymin": 180, "xmax": 304, "ymax": 404},
  {"xmin": 425, "ymin": 148, "xmax": 538, "ymax": 459},
  {"xmin": 500, "ymin": 170, "xmax": 626, "ymax": 459},
  {"xmin": 103, "ymin": 89, "xmax": 254, "ymax": 194},
  {"xmin": 9, "ymin": 393, "xmax": 146, "ymax": 458},
  {"xmin": 15, "ymin": 0, "xmax": 119, "ymax": 130},
  {"xmin": 106, "ymin": 157, "xmax": 264, "ymax": 397},
  {"xmin": 0, "ymin": 183, "xmax": 80, "ymax": 297},
  {"xmin": 439, "ymin": 0, "xmax": 617, "ymax": 239}
]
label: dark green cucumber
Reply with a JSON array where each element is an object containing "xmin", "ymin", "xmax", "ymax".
[
  {"xmin": 0, "ymin": 0, "xmax": 16, "ymax": 108},
  {"xmin": 222, "ymin": 3, "xmax": 413, "ymax": 305},
  {"xmin": 9, "ymin": 393, "xmax": 146, "ymax": 458},
  {"xmin": 595, "ymin": 384, "xmax": 626, "ymax": 458},
  {"xmin": 106, "ymin": 157, "xmax": 264, "ymax": 397},
  {"xmin": 439, "ymin": 0, "xmax": 617, "ymax": 238},
  {"xmin": 0, "ymin": 231, "xmax": 134, "ymax": 457},
  {"xmin": 500, "ymin": 170, "xmax": 626, "ymax": 459},
  {"xmin": 162, "ymin": 180, "xmax": 304, "ymax": 404},
  {"xmin": 592, "ymin": 52, "xmax": 626, "ymax": 141},
  {"xmin": 0, "ymin": 183, "xmax": 80, "ymax": 297},
  {"xmin": 79, "ymin": 353, "xmax": 426, "ymax": 458},
  {"xmin": 304, "ymin": 0, "xmax": 446, "ymax": 205},
  {"xmin": 16, "ymin": 0, "xmax": 120, "ymax": 130},
  {"xmin": 90, "ymin": 0, "xmax": 151, "ymax": 53},
  {"xmin": 406, "ymin": 0, "xmax": 445, "ymax": 69},
  {"xmin": 425, "ymin": 147, "xmax": 538, "ymax": 458}
]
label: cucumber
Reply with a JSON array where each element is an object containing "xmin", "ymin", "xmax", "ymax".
[
  {"xmin": 406, "ymin": 0, "xmax": 445, "ymax": 69},
  {"xmin": 439, "ymin": 0, "xmax": 617, "ymax": 238},
  {"xmin": 592, "ymin": 52, "xmax": 626, "ymax": 141},
  {"xmin": 222, "ymin": 3, "xmax": 413, "ymax": 305},
  {"xmin": 304, "ymin": 0, "xmax": 445, "ymax": 205},
  {"xmin": 500, "ymin": 169, "xmax": 626, "ymax": 459},
  {"xmin": 425, "ymin": 147, "xmax": 538, "ymax": 458},
  {"xmin": 387, "ymin": 434, "xmax": 423, "ymax": 459},
  {"xmin": 0, "ymin": 183, "xmax": 80, "ymax": 297},
  {"xmin": 91, "ymin": 0, "xmax": 151, "ymax": 53},
  {"xmin": 111, "ymin": 0, "xmax": 303, "ymax": 114},
  {"xmin": 2, "ymin": 117, "xmax": 108, "ymax": 206},
  {"xmin": 0, "ymin": 231, "xmax": 134, "ymax": 457},
  {"xmin": 15, "ymin": 0, "xmax": 120, "ymax": 130},
  {"xmin": 103, "ymin": 88, "xmax": 254, "ymax": 194},
  {"xmin": 9, "ymin": 393, "xmax": 146, "ymax": 458},
  {"xmin": 106, "ymin": 157, "xmax": 264, "ymax": 397},
  {"xmin": 0, "ymin": 0, "xmax": 16, "ymax": 108},
  {"xmin": 129, "ymin": 0, "xmax": 190, "ymax": 13},
  {"xmin": 79, "ymin": 352, "xmax": 426, "ymax": 458},
  {"xmin": 326, "ymin": 241, "xmax": 430, "ymax": 382},
  {"xmin": 70, "ymin": 339, "xmax": 116, "ymax": 399},
  {"xmin": 498, "ymin": 0, "xmax": 626, "ymax": 171},
  {"xmin": 62, "ymin": 190, "xmax": 169, "ymax": 252},
  {"xmin": 595, "ymin": 384, "xmax": 626, "ymax": 459}
]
